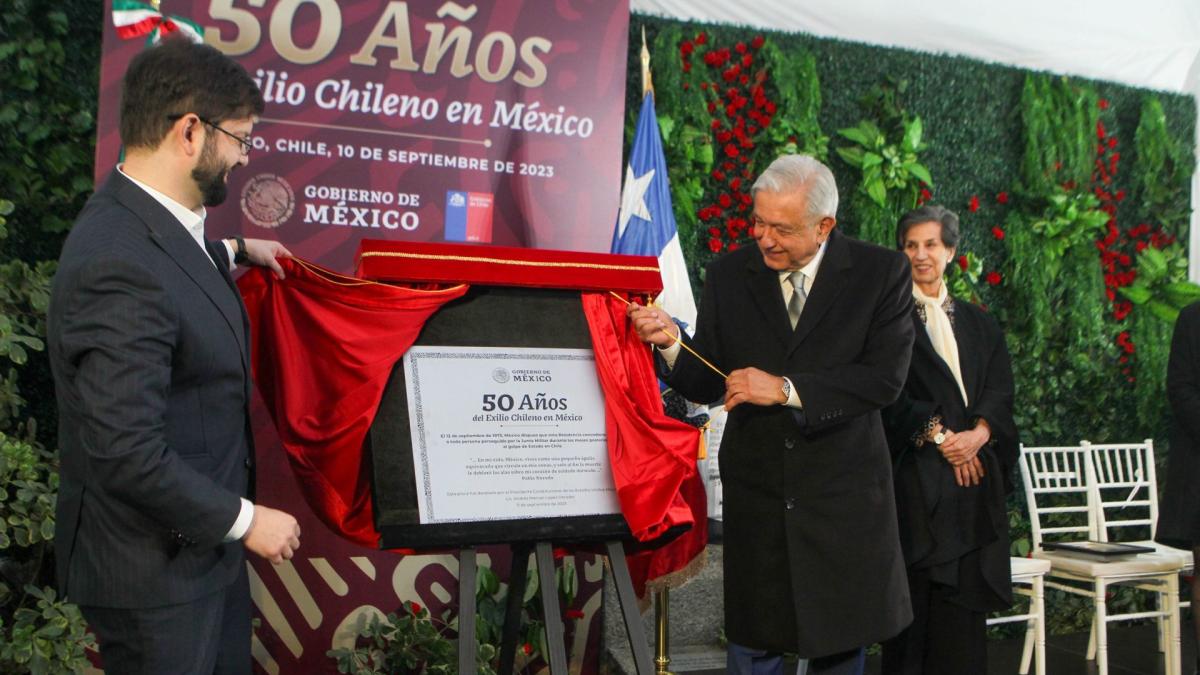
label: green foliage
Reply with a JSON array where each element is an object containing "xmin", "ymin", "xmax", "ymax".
[
  {"xmin": 946, "ymin": 251, "xmax": 985, "ymax": 305},
  {"xmin": 329, "ymin": 558, "xmax": 581, "ymax": 675},
  {"xmin": 833, "ymin": 79, "xmax": 932, "ymax": 246},
  {"xmin": 0, "ymin": 585, "xmax": 94, "ymax": 675},
  {"xmin": 1001, "ymin": 77, "xmax": 1119, "ymax": 443},
  {"xmin": 0, "ymin": 434, "xmax": 57, "ymax": 554},
  {"xmin": 0, "ymin": 0, "xmax": 100, "ymax": 243},
  {"xmin": 0, "ymin": 1, "xmax": 101, "ymax": 667}
]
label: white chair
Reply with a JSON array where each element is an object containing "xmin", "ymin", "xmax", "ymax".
[
  {"xmin": 1084, "ymin": 439, "xmax": 1193, "ymax": 667},
  {"xmin": 1019, "ymin": 443, "xmax": 1184, "ymax": 675},
  {"xmin": 986, "ymin": 556, "xmax": 1052, "ymax": 675}
]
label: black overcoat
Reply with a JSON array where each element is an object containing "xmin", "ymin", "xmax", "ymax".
[
  {"xmin": 660, "ymin": 230, "xmax": 915, "ymax": 656},
  {"xmin": 1158, "ymin": 301, "xmax": 1200, "ymax": 548},
  {"xmin": 881, "ymin": 299, "xmax": 1017, "ymax": 612},
  {"xmin": 48, "ymin": 169, "xmax": 253, "ymax": 608}
]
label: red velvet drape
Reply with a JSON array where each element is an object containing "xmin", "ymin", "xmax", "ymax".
[{"xmin": 239, "ymin": 258, "xmax": 468, "ymax": 546}]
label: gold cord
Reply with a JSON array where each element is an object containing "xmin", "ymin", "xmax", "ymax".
[{"xmin": 607, "ymin": 291, "xmax": 727, "ymax": 379}]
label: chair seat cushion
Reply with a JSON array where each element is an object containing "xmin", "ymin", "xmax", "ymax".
[{"xmin": 1035, "ymin": 548, "xmax": 1186, "ymax": 577}]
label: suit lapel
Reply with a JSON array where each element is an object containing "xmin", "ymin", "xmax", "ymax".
[
  {"xmin": 788, "ymin": 230, "xmax": 851, "ymax": 355},
  {"xmin": 106, "ymin": 171, "xmax": 247, "ymax": 361},
  {"xmin": 911, "ymin": 309, "xmax": 960, "ymax": 392},
  {"xmin": 744, "ymin": 255, "xmax": 794, "ymax": 349}
]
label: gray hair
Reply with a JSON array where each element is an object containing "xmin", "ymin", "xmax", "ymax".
[
  {"xmin": 896, "ymin": 204, "xmax": 960, "ymax": 250},
  {"xmin": 751, "ymin": 154, "xmax": 839, "ymax": 222}
]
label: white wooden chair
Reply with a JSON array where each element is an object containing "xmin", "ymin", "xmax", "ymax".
[
  {"xmin": 1019, "ymin": 443, "xmax": 1184, "ymax": 675},
  {"xmin": 1084, "ymin": 439, "xmax": 1193, "ymax": 667},
  {"xmin": 986, "ymin": 556, "xmax": 1051, "ymax": 675}
]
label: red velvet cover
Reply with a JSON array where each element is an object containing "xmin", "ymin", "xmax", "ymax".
[{"xmin": 356, "ymin": 239, "xmax": 664, "ymax": 293}]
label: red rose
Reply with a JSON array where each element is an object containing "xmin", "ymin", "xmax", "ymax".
[
  {"xmin": 708, "ymin": 238, "xmax": 723, "ymax": 253},
  {"xmin": 523, "ymin": 643, "xmax": 533, "ymax": 656},
  {"xmin": 410, "ymin": 601, "xmax": 423, "ymax": 614},
  {"xmin": 986, "ymin": 271, "xmax": 1002, "ymax": 286},
  {"xmin": 996, "ymin": 191, "xmax": 1009, "ymax": 204},
  {"xmin": 991, "ymin": 226, "xmax": 1005, "ymax": 240},
  {"xmin": 968, "ymin": 195, "xmax": 980, "ymax": 213},
  {"xmin": 957, "ymin": 255, "xmax": 968, "ymax": 271},
  {"xmin": 751, "ymin": 36, "xmax": 765, "ymax": 49},
  {"xmin": 1099, "ymin": 98, "xmax": 1110, "ymax": 110}
]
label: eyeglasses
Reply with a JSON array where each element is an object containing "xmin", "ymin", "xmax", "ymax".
[{"xmin": 167, "ymin": 114, "xmax": 253, "ymax": 155}]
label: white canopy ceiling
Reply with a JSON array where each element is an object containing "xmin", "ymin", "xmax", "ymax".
[{"xmin": 631, "ymin": 0, "xmax": 1200, "ymax": 276}]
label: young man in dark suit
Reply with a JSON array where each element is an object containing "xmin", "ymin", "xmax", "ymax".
[
  {"xmin": 629, "ymin": 155, "xmax": 915, "ymax": 675},
  {"xmin": 48, "ymin": 37, "xmax": 300, "ymax": 674}
]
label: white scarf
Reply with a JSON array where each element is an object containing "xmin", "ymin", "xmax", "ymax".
[{"xmin": 913, "ymin": 281, "xmax": 968, "ymax": 406}]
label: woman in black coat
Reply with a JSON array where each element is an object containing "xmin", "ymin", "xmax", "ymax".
[
  {"xmin": 881, "ymin": 205, "xmax": 1019, "ymax": 675},
  {"xmin": 1157, "ymin": 301, "xmax": 1200, "ymax": 675}
]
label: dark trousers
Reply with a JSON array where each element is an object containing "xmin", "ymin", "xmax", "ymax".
[
  {"xmin": 881, "ymin": 567, "xmax": 986, "ymax": 675},
  {"xmin": 728, "ymin": 642, "xmax": 866, "ymax": 675},
  {"xmin": 82, "ymin": 567, "xmax": 251, "ymax": 675}
]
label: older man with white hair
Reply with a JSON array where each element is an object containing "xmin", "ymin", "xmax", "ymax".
[{"xmin": 629, "ymin": 154, "xmax": 915, "ymax": 675}]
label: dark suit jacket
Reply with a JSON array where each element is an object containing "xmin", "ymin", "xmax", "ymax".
[
  {"xmin": 660, "ymin": 230, "xmax": 915, "ymax": 656},
  {"xmin": 48, "ymin": 169, "xmax": 254, "ymax": 609},
  {"xmin": 1158, "ymin": 301, "xmax": 1200, "ymax": 548},
  {"xmin": 882, "ymin": 299, "xmax": 1017, "ymax": 613}
]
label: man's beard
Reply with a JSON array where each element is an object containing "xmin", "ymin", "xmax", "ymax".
[{"xmin": 191, "ymin": 140, "xmax": 232, "ymax": 207}]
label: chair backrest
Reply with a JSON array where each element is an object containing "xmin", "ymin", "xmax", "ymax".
[
  {"xmin": 1082, "ymin": 439, "xmax": 1159, "ymax": 542},
  {"xmin": 1018, "ymin": 443, "xmax": 1096, "ymax": 549}
]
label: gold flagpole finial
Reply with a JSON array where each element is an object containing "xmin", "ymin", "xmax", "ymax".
[{"xmin": 640, "ymin": 26, "xmax": 654, "ymax": 97}]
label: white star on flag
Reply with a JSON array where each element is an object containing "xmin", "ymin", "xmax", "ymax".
[{"xmin": 616, "ymin": 164, "xmax": 656, "ymax": 237}]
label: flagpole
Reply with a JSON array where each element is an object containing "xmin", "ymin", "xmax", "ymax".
[{"xmin": 640, "ymin": 26, "xmax": 676, "ymax": 675}]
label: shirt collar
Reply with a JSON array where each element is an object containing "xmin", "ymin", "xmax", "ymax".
[
  {"xmin": 777, "ymin": 238, "xmax": 828, "ymax": 290},
  {"xmin": 118, "ymin": 164, "xmax": 208, "ymax": 249}
]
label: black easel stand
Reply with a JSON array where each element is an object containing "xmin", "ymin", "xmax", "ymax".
[{"xmin": 456, "ymin": 541, "xmax": 654, "ymax": 675}]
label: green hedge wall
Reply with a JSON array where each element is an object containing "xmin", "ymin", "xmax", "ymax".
[{"xmin": 626, "ymin": 14, "xmax": 1196, "ymax": 450}]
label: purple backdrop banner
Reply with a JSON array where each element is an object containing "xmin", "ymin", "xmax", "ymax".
[{"xmin": 96, "ymin": 0, "xmax": 630, "ymax": 271}]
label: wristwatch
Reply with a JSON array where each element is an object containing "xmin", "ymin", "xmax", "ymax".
[
  {"xmin": 232, "ymin": 235, "xmax": 249, "ymax": 265},
  {"xmin": 780, "ymin": 378, "xmax": 792, "ymax": 403}
]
